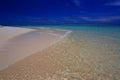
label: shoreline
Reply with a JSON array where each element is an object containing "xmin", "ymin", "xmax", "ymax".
[
  {"xmin": 0, "ymin": 26, "xmax": 71, "ymax": 71},
  {"xmin": 0, "ymin": 26, "xmax": 120, "ymax": 80}
]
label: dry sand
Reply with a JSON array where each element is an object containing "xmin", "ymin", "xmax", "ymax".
[
  {"xmin": 0, "ymin": 26, "xmax": 35, "ymax": 47},
  {"xmin": 0, "ymin": 26, "xmax": 67, "ymax": 71}
]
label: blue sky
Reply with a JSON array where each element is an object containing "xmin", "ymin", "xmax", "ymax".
[{"xmin": 0, "ymin": 0, "xmax": 120, "ymax": 25}]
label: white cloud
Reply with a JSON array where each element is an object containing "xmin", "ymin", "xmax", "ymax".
[
  {"xmin": 80, "ymin": 16, "xmax": 120, "ymax": 22},
  {"xmin": 97, "ymin": 16, "xmax": 120, "ymax": 22},
  {"xmin": 73, "ymin": 0, "xmax": 80, "ymax": 7},
  {"xmin": 105, "ymin": 1, "xmax": 120, "ymax": 6},
  {"xmin": 80, "ymin": 17, "xmax": 92, "ymax": 21}
]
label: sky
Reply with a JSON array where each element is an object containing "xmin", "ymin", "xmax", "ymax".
[{"xmin": 0, "ymin": 0, "xmax": 120, "ymax": 26}]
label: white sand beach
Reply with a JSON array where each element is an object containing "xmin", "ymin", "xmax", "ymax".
[
  {"xmin": 0, "ymin": 26, "xmax": 35, "ymax": 48},
  {"xmin": 0, "ymin": 26, "xmax": 68, "ymax": 70},
  {"xmin": 0, "ymin": 26, "xmax": 120, "ymax": 80}
]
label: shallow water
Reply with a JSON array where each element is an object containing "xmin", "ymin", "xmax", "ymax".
[
  {"xmin": 0, "ymin": 26, "xmax": 120, "ymax": 80},
  {"xmin": 70, "ymin": 26, "xmax": 120, "ymax": 80},
  {"xmin": 51, "ymin": 26, "xmax": 120, "ymax": 80}
]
